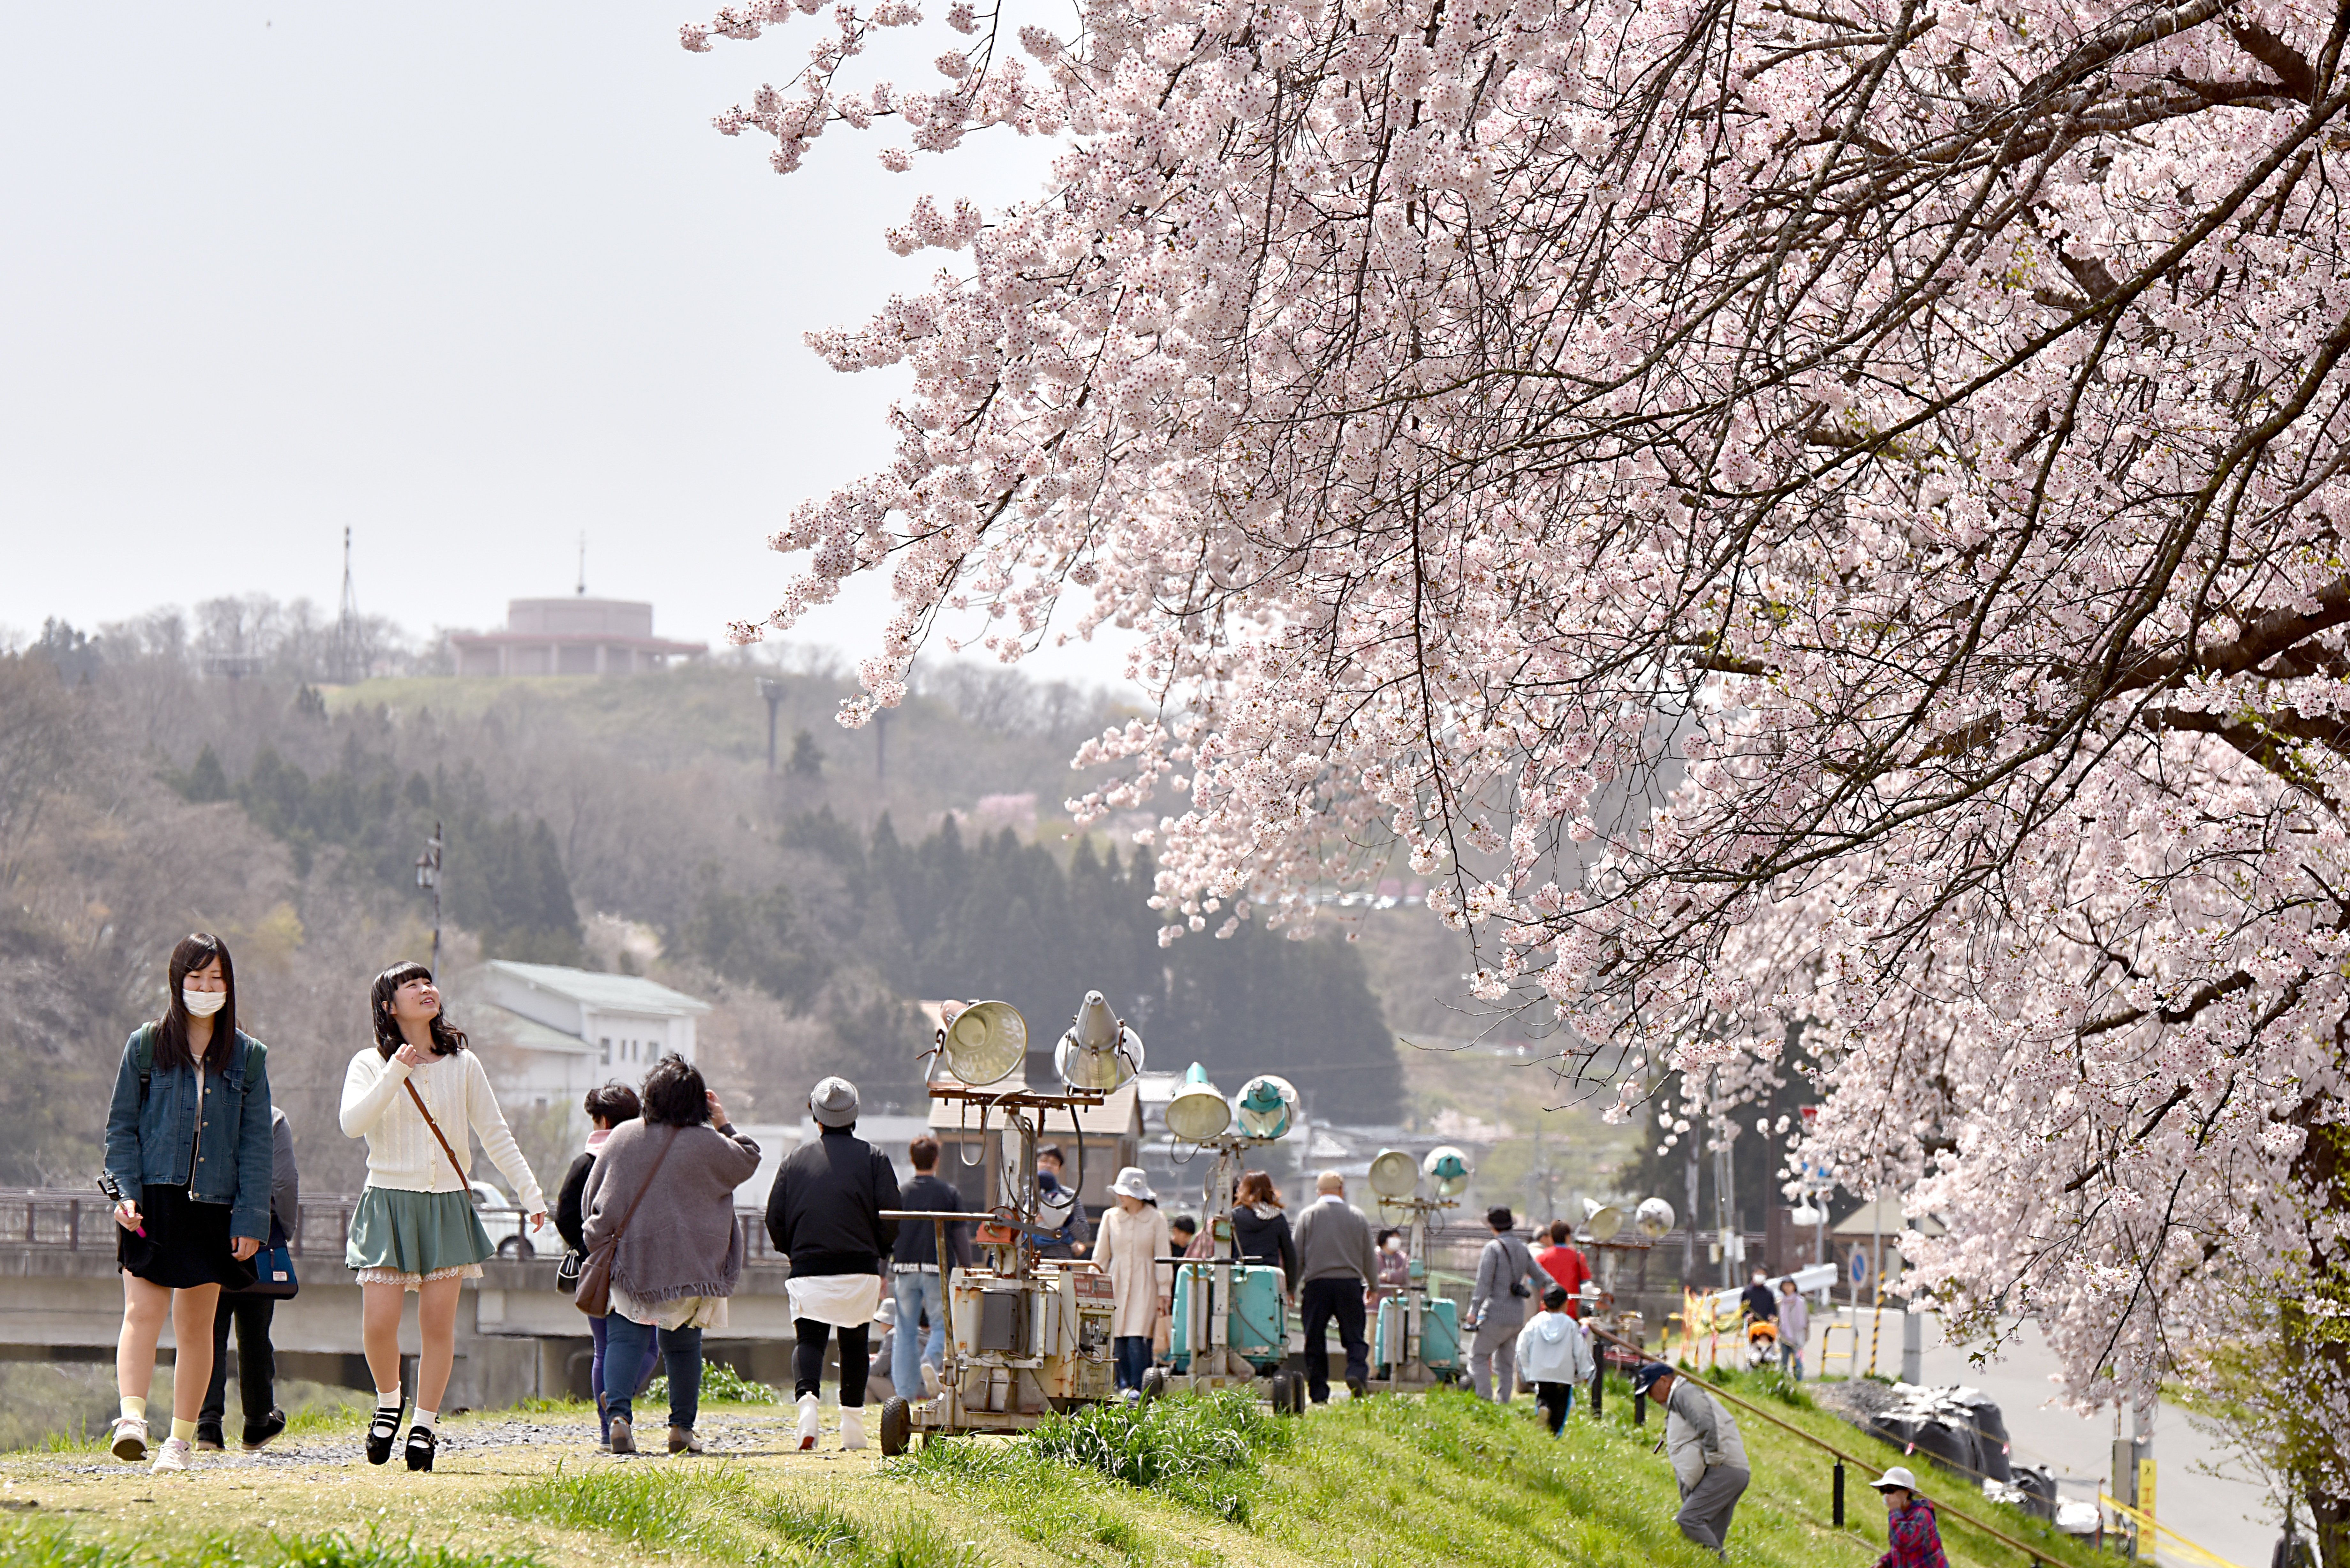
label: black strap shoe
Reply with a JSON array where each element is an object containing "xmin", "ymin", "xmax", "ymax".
[
  {"xmin": 241, "ymin": 1408, "xmax": 287, "ymax": 1452},
  {"xmin": 366, "ymin": 1402, "xmax": 404, "ymax": 1466},
  {"xmin": 405, "ymin": 1424, "xmax": 436, "ymax": 1472}
]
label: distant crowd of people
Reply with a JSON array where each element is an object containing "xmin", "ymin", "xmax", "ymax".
[{"xmin": 94, "ymin": 927, "xmax": 1946, "ymax": 1568}]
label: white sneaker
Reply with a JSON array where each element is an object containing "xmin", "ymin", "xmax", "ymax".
[
  {"xmin": 838, "ymin": 1407, "xmax": 866, "ymax": 1451},
  {"xmin": 149, "ymin": 1437, "xmax": 193, "ymax": 1474},
  {"xmin": 920, "ymin": 1362, "xmax": 941, "ymax": 1398},
  {"xmin": 795, "ymin": 1394, "xmax": 821, "ymax": 1451},
  {"xmin": 108, "ymin": 1416, "xmax": 148, "ymax": 1463}
]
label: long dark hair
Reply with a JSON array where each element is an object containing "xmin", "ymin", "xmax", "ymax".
[
  {"xmin": 151, "ymin": 932, "xmax": 237, "ymax": 1073},
  {"xmin": 370, "ymin": 962, "xmax": 467, "ymax": 1058}
]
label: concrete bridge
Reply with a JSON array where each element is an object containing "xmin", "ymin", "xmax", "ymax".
[{"xmin": 0, "ymin": 1190, "xmax": 803, "ymax": 1409}]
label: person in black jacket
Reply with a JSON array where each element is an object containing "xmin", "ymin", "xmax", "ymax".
[
  {"xmin": 766, "ymin": 1076, "xmax": 900, "ymax": 1451},
  {"xmin": 555, "ymin": 1081, "xmax": 649, "ymax": 1448},
  {"xmin": 890, "ymin": 1134, "xmax": 973, "ymax": 1401},
  {"xmin": 1231, "ymin": 1170, "xmax": 1300, "ymax": 1293},
  {"xmin": 196, "ymin": 1104, "xmax": 299, "ymax": 1452}
]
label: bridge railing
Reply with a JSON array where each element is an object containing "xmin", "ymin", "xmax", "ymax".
[{"xmin": 0, "ymin": 1190, "xmax": 791, "ymax": 1270}]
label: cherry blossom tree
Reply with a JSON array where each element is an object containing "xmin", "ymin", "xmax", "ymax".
[{"xmin": 690, "ymin": 0, "xmax": 2350, "ymax": 1540}]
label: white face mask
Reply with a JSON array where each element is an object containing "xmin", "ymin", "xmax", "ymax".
[{"xmin": 181, "ymin": 986, "xmax": 227, "ymax": 1018}]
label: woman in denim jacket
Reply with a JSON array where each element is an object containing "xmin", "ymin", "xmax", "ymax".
[{"xmin": 102, "ymin": 932, "xmax": 275, "ymax": 1474}]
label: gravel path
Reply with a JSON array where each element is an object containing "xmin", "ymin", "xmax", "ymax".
[{"xmin": 45, "ymin": 1412, "xmax": 806, "ymax": 1475}]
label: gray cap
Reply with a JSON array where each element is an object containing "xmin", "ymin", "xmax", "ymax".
[{"xmin": 810, "ymin": 1076, "xmax": 860, "ymax": 1128}]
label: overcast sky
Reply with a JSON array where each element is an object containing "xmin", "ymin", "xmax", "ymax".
[{"xmin": 1, "ymin": 2, "xmax": 1135, "ymax": 692}]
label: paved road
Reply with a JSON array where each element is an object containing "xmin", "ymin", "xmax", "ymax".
[{"xmin": 1795, "ymin": 1309, "xmax": 2280, "ymax": 1568}]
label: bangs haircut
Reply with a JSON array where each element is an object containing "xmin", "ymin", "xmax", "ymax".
[
  {"xmin": 152, "ymin": 932, "xmax": 238, "ymax": 1073},
  {"xmin": 370, "ymin": 961, "xmax": 468, "ymax": 1058}
]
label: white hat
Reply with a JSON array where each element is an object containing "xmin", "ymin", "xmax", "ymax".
[
  {"xmin": 810, "ymin": 1076, "xmax": 860, "ymax": 1128},
  {"xmin": 1111, "ymin": 1166, "xmax": 1155, "ymax": 1201},
  {"xmin": 1870, "ymin": 1466, "xmax": 1920, "ymax": 1493}
]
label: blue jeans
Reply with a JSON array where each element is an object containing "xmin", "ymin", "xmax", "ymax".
[
  {"xmin": 603, "ymin": 1315, "xmax": 703, "ymax": 1433},
  {"xmin": 891, "ymin": 1270, "xmax": 946, "ymax": 1397},
  {"xmin": 589, "ymin": 1314, "xmax": 662, "ymax": 1440},
  {"xmin": 1114, "ymin": 1336, "xmax": 1152, "ymax": 1392}
]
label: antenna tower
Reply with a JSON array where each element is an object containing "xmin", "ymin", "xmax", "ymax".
[
  {"xmin": 577, "ymin": 532, "xmax": 587, "ymax": 596},
  {"xmin": 333, "ymin": 526, "xmax": 363, "ymax": 682}
]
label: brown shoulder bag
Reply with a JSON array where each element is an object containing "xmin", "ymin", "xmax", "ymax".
[{"xmin": 573, "ymin": 1127, "xmax": 679, "ymax": 1318}]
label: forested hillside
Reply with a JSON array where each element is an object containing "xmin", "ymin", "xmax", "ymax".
[{"xmin": 0, "ymin": 605, "xmax": 1416, "ymax": 1195}]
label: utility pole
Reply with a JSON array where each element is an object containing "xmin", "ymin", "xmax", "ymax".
[
  {"xmin": 756, "ymin": 678, "xmax": 785, "ymax": 772},
  {"xmin": 414, "ymin": 822, "xmax": 443, "ymax": 974}
]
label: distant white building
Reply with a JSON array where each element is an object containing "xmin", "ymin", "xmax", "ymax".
[
  {"xmin": 449, "ymin": 598, "xmax": 706, "ymax": 677},
  {"xmin": 460, "ymin": 960, "xmax": 712, "ymax": 1115}
]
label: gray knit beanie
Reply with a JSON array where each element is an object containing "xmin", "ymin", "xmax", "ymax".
[{"xmin": 810, "ymin": 1076, "xmax": 860, "ymax": 1128}]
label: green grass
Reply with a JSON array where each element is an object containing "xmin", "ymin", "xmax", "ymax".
[
  {"xmin": 0, "ymin": 1522, "xmax": 543, "ymax": 1568},
  {"xmin": 492, "ymin": 1466, "xmax": 976, "ymax": 1567}
]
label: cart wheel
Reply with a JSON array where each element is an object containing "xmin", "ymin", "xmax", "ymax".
[
  {"xmin": 1267, "ymin": 1372, "xmax": 1293, "ymax": 1415},
  {"xmin": 1141, "ymin": 1368, "xmax": 1169, "ymax": 1405},
  {"xmin": 879, "ymin": 1397, "xmax": 912, "ymax": 1457}
]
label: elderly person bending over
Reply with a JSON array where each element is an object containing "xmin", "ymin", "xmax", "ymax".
[
  {"xmin": 1632, "ymin": 1362, "xmax": 1751, "ymax": 1559},
  {"xmin": 581, "ymin": 1055, "xmax": 759, "ymax": 1456}
]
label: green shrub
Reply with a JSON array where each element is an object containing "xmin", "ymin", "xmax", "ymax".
[
  {"xmin": 643, "ymin": 1362, "xmax": 780, "ymax": 1405},
  {"xmin": 1015, "ymin": 1389, "xmax": 1289, "ymax": 1522}
]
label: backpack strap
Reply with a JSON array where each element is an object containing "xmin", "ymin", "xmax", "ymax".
[{"xmin": 133, "ymin": 1024, "xmax": 155, "ymax": 1109}]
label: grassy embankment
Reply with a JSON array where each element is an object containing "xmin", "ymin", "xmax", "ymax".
[{"xmin": 0, "ymin": 1372, "xmax": 2101, "ymax": 1568}]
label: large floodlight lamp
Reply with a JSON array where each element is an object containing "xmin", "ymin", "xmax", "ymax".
[
  {"xmin": 1583, "ymin": 1197, "xmax": 1625, "ymax": 1242},
  {"xmin": 1367, "ymin": 1148, "xmax": 1421, "ymax": 1201},
  {"xmin": 1634, "ymin": 1196, "xmax": 1677, "ymax": 1239},
  {"xmin": 1423, "ymin": 1146, "xmax": 1473, "ymax": 1199},
  {"xmin": 1164, "ymin": 1062, "xmax": 1232, "ymax": 1142},
  {"xmin": 1234, "ymin": 1075, "xmax": 1298, "ymax": 1140},
  {"xmin": 940, "ymin": 999, "xmax": 1027, "ymax": 1086},
  {"xmin": 1056, "ymin": 990, "xmax": 1145, "ymax": 1091}
]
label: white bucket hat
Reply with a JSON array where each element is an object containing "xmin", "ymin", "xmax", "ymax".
[
  {"xmin": 810, "ymin": 1076, "xmax": 860, "ymax": 1128},
  {"xmin": 1870, "ymin": 1466, "xmax": 1920, "ymax": 1493},
  {"xmin": 1111, "ymin": 1166, "xmax": 1155, "ymax": 1202}
]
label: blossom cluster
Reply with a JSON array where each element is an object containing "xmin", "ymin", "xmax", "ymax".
[{"xmin": 689, "ymin": 0, "xmax": 2350, "ymax": 1430}]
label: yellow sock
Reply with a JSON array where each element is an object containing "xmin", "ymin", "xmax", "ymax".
[
  {"xmin": 119, "ymin": 1396, "xmax": 146, "ymax": 1423},
  {"xmin": 170, "ymin": 1418, "xmax": 197, "ymax": 1445}
]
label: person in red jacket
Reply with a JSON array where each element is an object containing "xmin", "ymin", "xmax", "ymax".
[
  {"xmin": 1535, "ymin": 1221, "xmax": 1591, "ymax": 1316},
  {"xmin": 1872, "ymin": 1467, "xmax": 1948, "ymax": 1568}
]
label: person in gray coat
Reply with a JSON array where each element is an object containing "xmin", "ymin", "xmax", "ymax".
[
  {"xmin": 1290, "ymin": 1172, "xmax": 1377, "ymax": 1401},
  {"xmin": 1632, "ymin": 1362, "xmax": 1751, "ymax": 1557},
  {"xmin": 1466, "ymin": 1206, "xmax": 1543, "ymax": 1401}
]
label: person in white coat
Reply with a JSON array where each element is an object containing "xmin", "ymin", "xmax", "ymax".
[
  {"xmin": 340, "ymin": 963, "xmax": 545, "ymax": 1472},
  {"xmin": 1514, "ymin": 1285, "xmax": 1595, "ymax": 1433},
  {"xmin": 1089, "ymin": 1168, "xmax": 1172, "ymax": 1401}
]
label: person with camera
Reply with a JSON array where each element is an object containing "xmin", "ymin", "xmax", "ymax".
[
  {"xmin": 102, "ymin": 933, "xmax": 275, "ymax": 1474},
  {"xmin": 580, "ymin": 1055, "xmax": 759, "ymax": 1456},
  {"xmin": 1466, "ymin": 1206, "xmax": 1543, "ymax": 1402}
]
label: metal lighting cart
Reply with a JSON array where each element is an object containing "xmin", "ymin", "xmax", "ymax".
[
  {"xmin": 1145, "ymin": 1127, "xmax": 1304, "ymax": 1413},
  {"xmin": 876, "ymin": 1082, "xmax": 1121, "ymax": 1454},
  {"xmin": 1365, "ymin": 1189, "xmax": 1463, "ymax": 1392}
]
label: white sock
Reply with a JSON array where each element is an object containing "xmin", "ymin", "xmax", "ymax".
[{"xmin": 412, "ymin": 1409, "xmax": 437, "ymax": 1433}]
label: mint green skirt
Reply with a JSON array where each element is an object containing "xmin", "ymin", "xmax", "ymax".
[{"xmin": 346, "ymin": 1186, "xmax": 493, "ymax": 1288}]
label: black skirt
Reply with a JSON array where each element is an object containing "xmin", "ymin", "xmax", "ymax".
[{"xmin": 117, "ymin": 1184, "xmax": 258, "ymax": 1291}]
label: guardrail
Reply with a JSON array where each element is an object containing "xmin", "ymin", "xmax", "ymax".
[{"xmin": 0, "ymin": 1190, "xmax": 790, "ymax": 1269}]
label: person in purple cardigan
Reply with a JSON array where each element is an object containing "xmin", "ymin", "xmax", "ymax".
[{"xmin": 580, "ymin": 1055, "xmax": 760, "ymax": 1456}]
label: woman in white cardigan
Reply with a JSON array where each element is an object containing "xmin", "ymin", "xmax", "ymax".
[{"xmin": 341, "ymin": 962, "xmax": 545, "ymax": 1472}]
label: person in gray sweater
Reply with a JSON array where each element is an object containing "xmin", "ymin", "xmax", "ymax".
[
  {"xmin": 1290, "ymin": 1172, "xmax": 1378, "ymax": 1402},
  {"xmin": 581, "ymin": 1055, "xmax": 760, "ymax": 1456},
  {"xmin": 1632, "ymin": 1361, "xmax": 1751, "ymax": 1557},
  {"xmin": 1467, "ymin": 1206, "xmax": 1543, "ymax": 1402}
]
